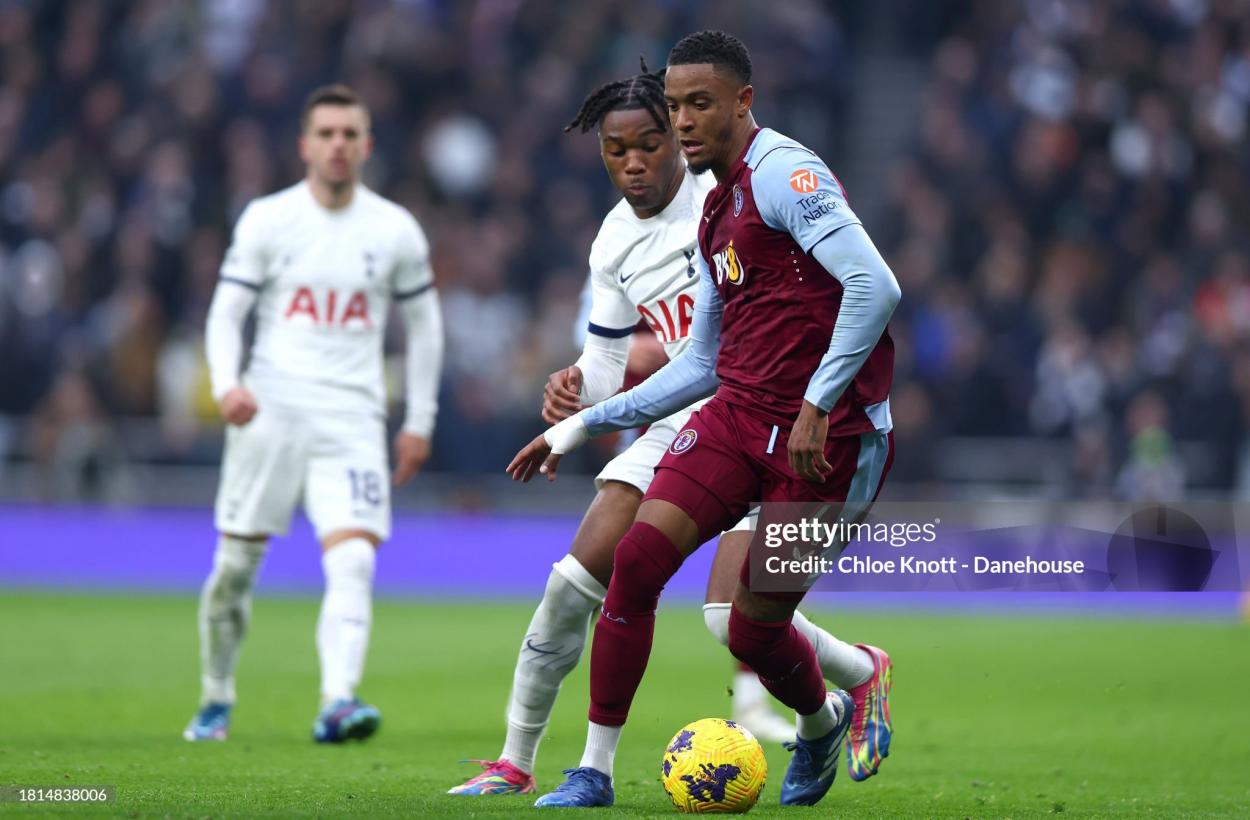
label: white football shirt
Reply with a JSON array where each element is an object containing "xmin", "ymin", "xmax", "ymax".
[
  {"xmin": 219, "ymin": 181, "xmax": 433, "ymax": 416},
  {"xmin": 584, "ymin": 168, "xmax": 715, "ymax": 356}
]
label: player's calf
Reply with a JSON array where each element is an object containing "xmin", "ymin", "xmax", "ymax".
[
  {"xmin": 197, "ymin": 535, "xmax": 267, "ymax": 707},
  {"xmin": 704, "ymin": 604, "xmax": 795, "ymax": 743},
  {"xmin": 500, "ymin": 555, "xmax": 606, "ymax": 775}
]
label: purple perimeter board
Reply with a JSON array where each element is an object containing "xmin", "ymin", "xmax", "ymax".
[{"xmin": 0, "ymin": 505, "xmax": 1241, "ymax": 617}]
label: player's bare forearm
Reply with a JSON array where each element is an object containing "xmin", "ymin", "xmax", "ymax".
[{"xmin": 788, "ymin": 400, "xmax": 831, "ymax": 483}]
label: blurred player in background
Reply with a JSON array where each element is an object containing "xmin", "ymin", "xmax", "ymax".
[
  {"xmin": 456, "ymin": 63, "xmax": 888, "ymax": 798},
  {"xmin": 512, "ymin": 31, "xmax": 898, "ymax": 807},
  {"xmin": 183, "ymin": 84, "xmax": 444, "ymax": 744}
]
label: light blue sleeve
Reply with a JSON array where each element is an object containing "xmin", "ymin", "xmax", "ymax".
[
  {"xmin": 803, "ymin": 224, "xmax": 901, "ymax": 412},
  {"xmin": 580, "ymin": 254, "xmax": 722, "ymax": 434},
  {"xmin": 752, "ymin": 146, "xmax": 860, "ymax": 253}
]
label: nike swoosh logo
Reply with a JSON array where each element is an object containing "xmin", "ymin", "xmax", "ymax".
[
  {"xmin": 525, "ymin": 639, "xmax": 561, "ymax": 656},
  {"xmin": 619, "ymin": 270, "xmax": 636, "ymax": 284}
]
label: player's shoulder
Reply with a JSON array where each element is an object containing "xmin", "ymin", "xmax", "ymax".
[
  {"xmin": 745, "ymin": 129, "xmax": 833, "ymax": 182},
  {"xmin": 355, "ymin": 187, "xmax": 429, "ymax": 255},
  {"xmin": 236, "ymin": 182, "xmax": 306, "ymax": 228},
  {"xmin": 744, "ymin": 128, "xmax": 850, "ymax": 208},
  {"xmin": 357, "ymin": 187, "xmax": 425, "ymax": 231},
  {"xmin": 588, "ymin": 198, "xmax": 642, "ymax": 276}
]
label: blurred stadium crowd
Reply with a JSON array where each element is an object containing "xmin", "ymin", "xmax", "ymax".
[{"xmin": 0, "ymin": 0, "xmax": 1247, "ymax": 501}]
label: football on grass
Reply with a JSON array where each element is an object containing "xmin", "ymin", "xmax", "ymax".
[{"xmin": 660, "ymin": 718, "xmax": 767, "ymax": 813}]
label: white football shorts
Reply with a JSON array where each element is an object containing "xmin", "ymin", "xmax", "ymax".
[
  {"xmin": 214, "ymin": 404, "xmax": 390, "ymax": 541},
  {"xmin": 593, "ymin": 403, "xmax": 751, "ymax": 533},
  {"xmin": 594, "ymin": 407, "xmax": 693, "ymax": 494}
]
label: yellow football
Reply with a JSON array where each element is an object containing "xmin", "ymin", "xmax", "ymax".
[{"xmin": 660, "ymin": 718, "xmax": 768, "ymax": 813}]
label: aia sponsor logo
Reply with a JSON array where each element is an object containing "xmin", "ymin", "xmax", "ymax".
[
  {"xmin": 284, "ymin": 287, "xmax": 372, "ymax": 327},
  {"xmin": 711, "ymin": 240, "xmax": 745, "ymax": 287},
  {"xmin": 789, "ymin": 168, "xmax": 820, "ymax": 194},
  {"xmin": 669, "ymin": 429, "xmax": 697, "ymax": 455},
  {"xmin": 638, "ymin": 294, "xmax": 695, "ymax": 344}
]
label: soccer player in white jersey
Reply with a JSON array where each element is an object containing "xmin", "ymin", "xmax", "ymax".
[
  {"xmin": 183, "ymin": 85, "xmax": 444, "ymax": 744},
  {"xmin": 450, "ymin": 65, "xmax": 882, "ymax": 796}
]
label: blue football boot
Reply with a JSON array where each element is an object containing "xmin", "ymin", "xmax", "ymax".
[
  {"xmin": 312, "ymin": 698, "xmax": 381, "ymax": 743},
  {"xmin": 183, "ymin": 702, "xmax": 231, "ymax": 741},
  {"xmin": 533, "ymin": 767, "xmax": 614, "ymax": 807},
  {"xmin": 779, "ymin": 689, "xmax": 855, "ymax": 806}
]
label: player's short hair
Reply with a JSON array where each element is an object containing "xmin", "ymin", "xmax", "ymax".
[
  {"xmin": 300, "ymin": 84, "xmax": 368, "ymax": 131},
  {"xmin": 667, "ymin": 30, "xmax": 752, "ymax": 85},
  {"xmin": 565, "ymin": 58, "xmax": 668, "ymax": 135}
]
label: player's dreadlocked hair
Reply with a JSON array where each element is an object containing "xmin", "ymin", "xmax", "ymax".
[
  {"xmin": 565, "ymin": 58, "xmax": 668, "ymax": 134},
  {"xmin": 668, "ymin": 30, "xmax": 752, "ymax": 85}
]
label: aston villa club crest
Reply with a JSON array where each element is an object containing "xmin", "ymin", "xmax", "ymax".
[
  {"xmin": 669, "ymin": 429, "xmax": 698, "ymax": 455},
  {"xmin": 732, "ymin": 184, "xmax": 744, "ymax": 217}
]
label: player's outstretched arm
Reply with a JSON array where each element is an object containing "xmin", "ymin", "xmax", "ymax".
[
  {"xmin": 507, "ymin": 261, "xmax": 723, "ymax": 484},
  {"xmin": 395, "ymin": 287, "xmax": 443, "ymax": 486}
]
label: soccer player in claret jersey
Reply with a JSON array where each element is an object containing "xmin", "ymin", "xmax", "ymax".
[
  {"xmin": 510, "ymin": 31, "xmax": 900, "ymax": 807},
  {"xmin": 183, "ymin": 84, "xmax": 444, "ymax": 744},
  {"xmin": 452, "ymin": 63, "xmax": 883, "ymax": 798}
]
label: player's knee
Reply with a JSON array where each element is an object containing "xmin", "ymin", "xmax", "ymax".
[
  {"xmin": 322, "ymin": 537, "xmax": 375, "ymax": 591},
  {"xmin": 213, "ymin": 535, "xmax": 267, "ymax": 587},
  {"xmin": 549, "ymin": 554, "xmax": 607, "ymax": 608},
  {"xmin": 322, "ymin": 529, "xmax": 382, "ymax": 551},
  {"xmin": 702, "ymin": 602, "xmax": 731, "ymax": 647},
  {"xmin": 605, "ymin": 521, "xmax": 685, "ymax": 613}
]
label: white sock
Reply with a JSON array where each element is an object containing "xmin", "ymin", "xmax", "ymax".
[
  {"xmin": 705, "ymin": 603, "xmax": 872, "ymax": 691},
  {"xmin": 579, "ymin": 721, "xmax": 623, "ymax": 778},
  {"xmin": 732, "ymin": 669, "xmax": 771, "ymax": 712},
  {"xmin": 198, "ymin": 535, "xmax": 267, "ymax": 705},
  {"xmin": 502, "ymin": 555, "xmax": 606, "ymax": 774},
  {"xmin": 317, "ymin": 538, "xmax": 375, "ymax": 704},
  {"xmin": 789, "ymin": 610, "xmax": 874, "ymax": 689},
  {"xmin": 796, "ymin": 695, "xmax": 843, "ymax": 741}
]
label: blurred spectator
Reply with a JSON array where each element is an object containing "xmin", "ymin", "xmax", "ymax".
[
  {"xmin": 30, "ymin": 368, "xmax": 131, "ymax": 502},
  {"xmin": 0, "ymin": 0, "xmax": 854, "ymax": 488},
  {"xmin": 2, "ymin": 0, "xmax": 1246, "ymax": 501},
  {"xmin": 880, "ymin": 0, "xmax": 1250, "ymax": 496}
]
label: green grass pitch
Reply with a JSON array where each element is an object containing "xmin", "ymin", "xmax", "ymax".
[{"xmin": 2, "ymin": 593, "xmax": 1248, "ymax": 817}]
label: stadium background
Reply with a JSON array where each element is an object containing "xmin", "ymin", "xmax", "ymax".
[{"xmin": 2, "ymin": 1, "xmax": 1248, "ymax": 816}]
